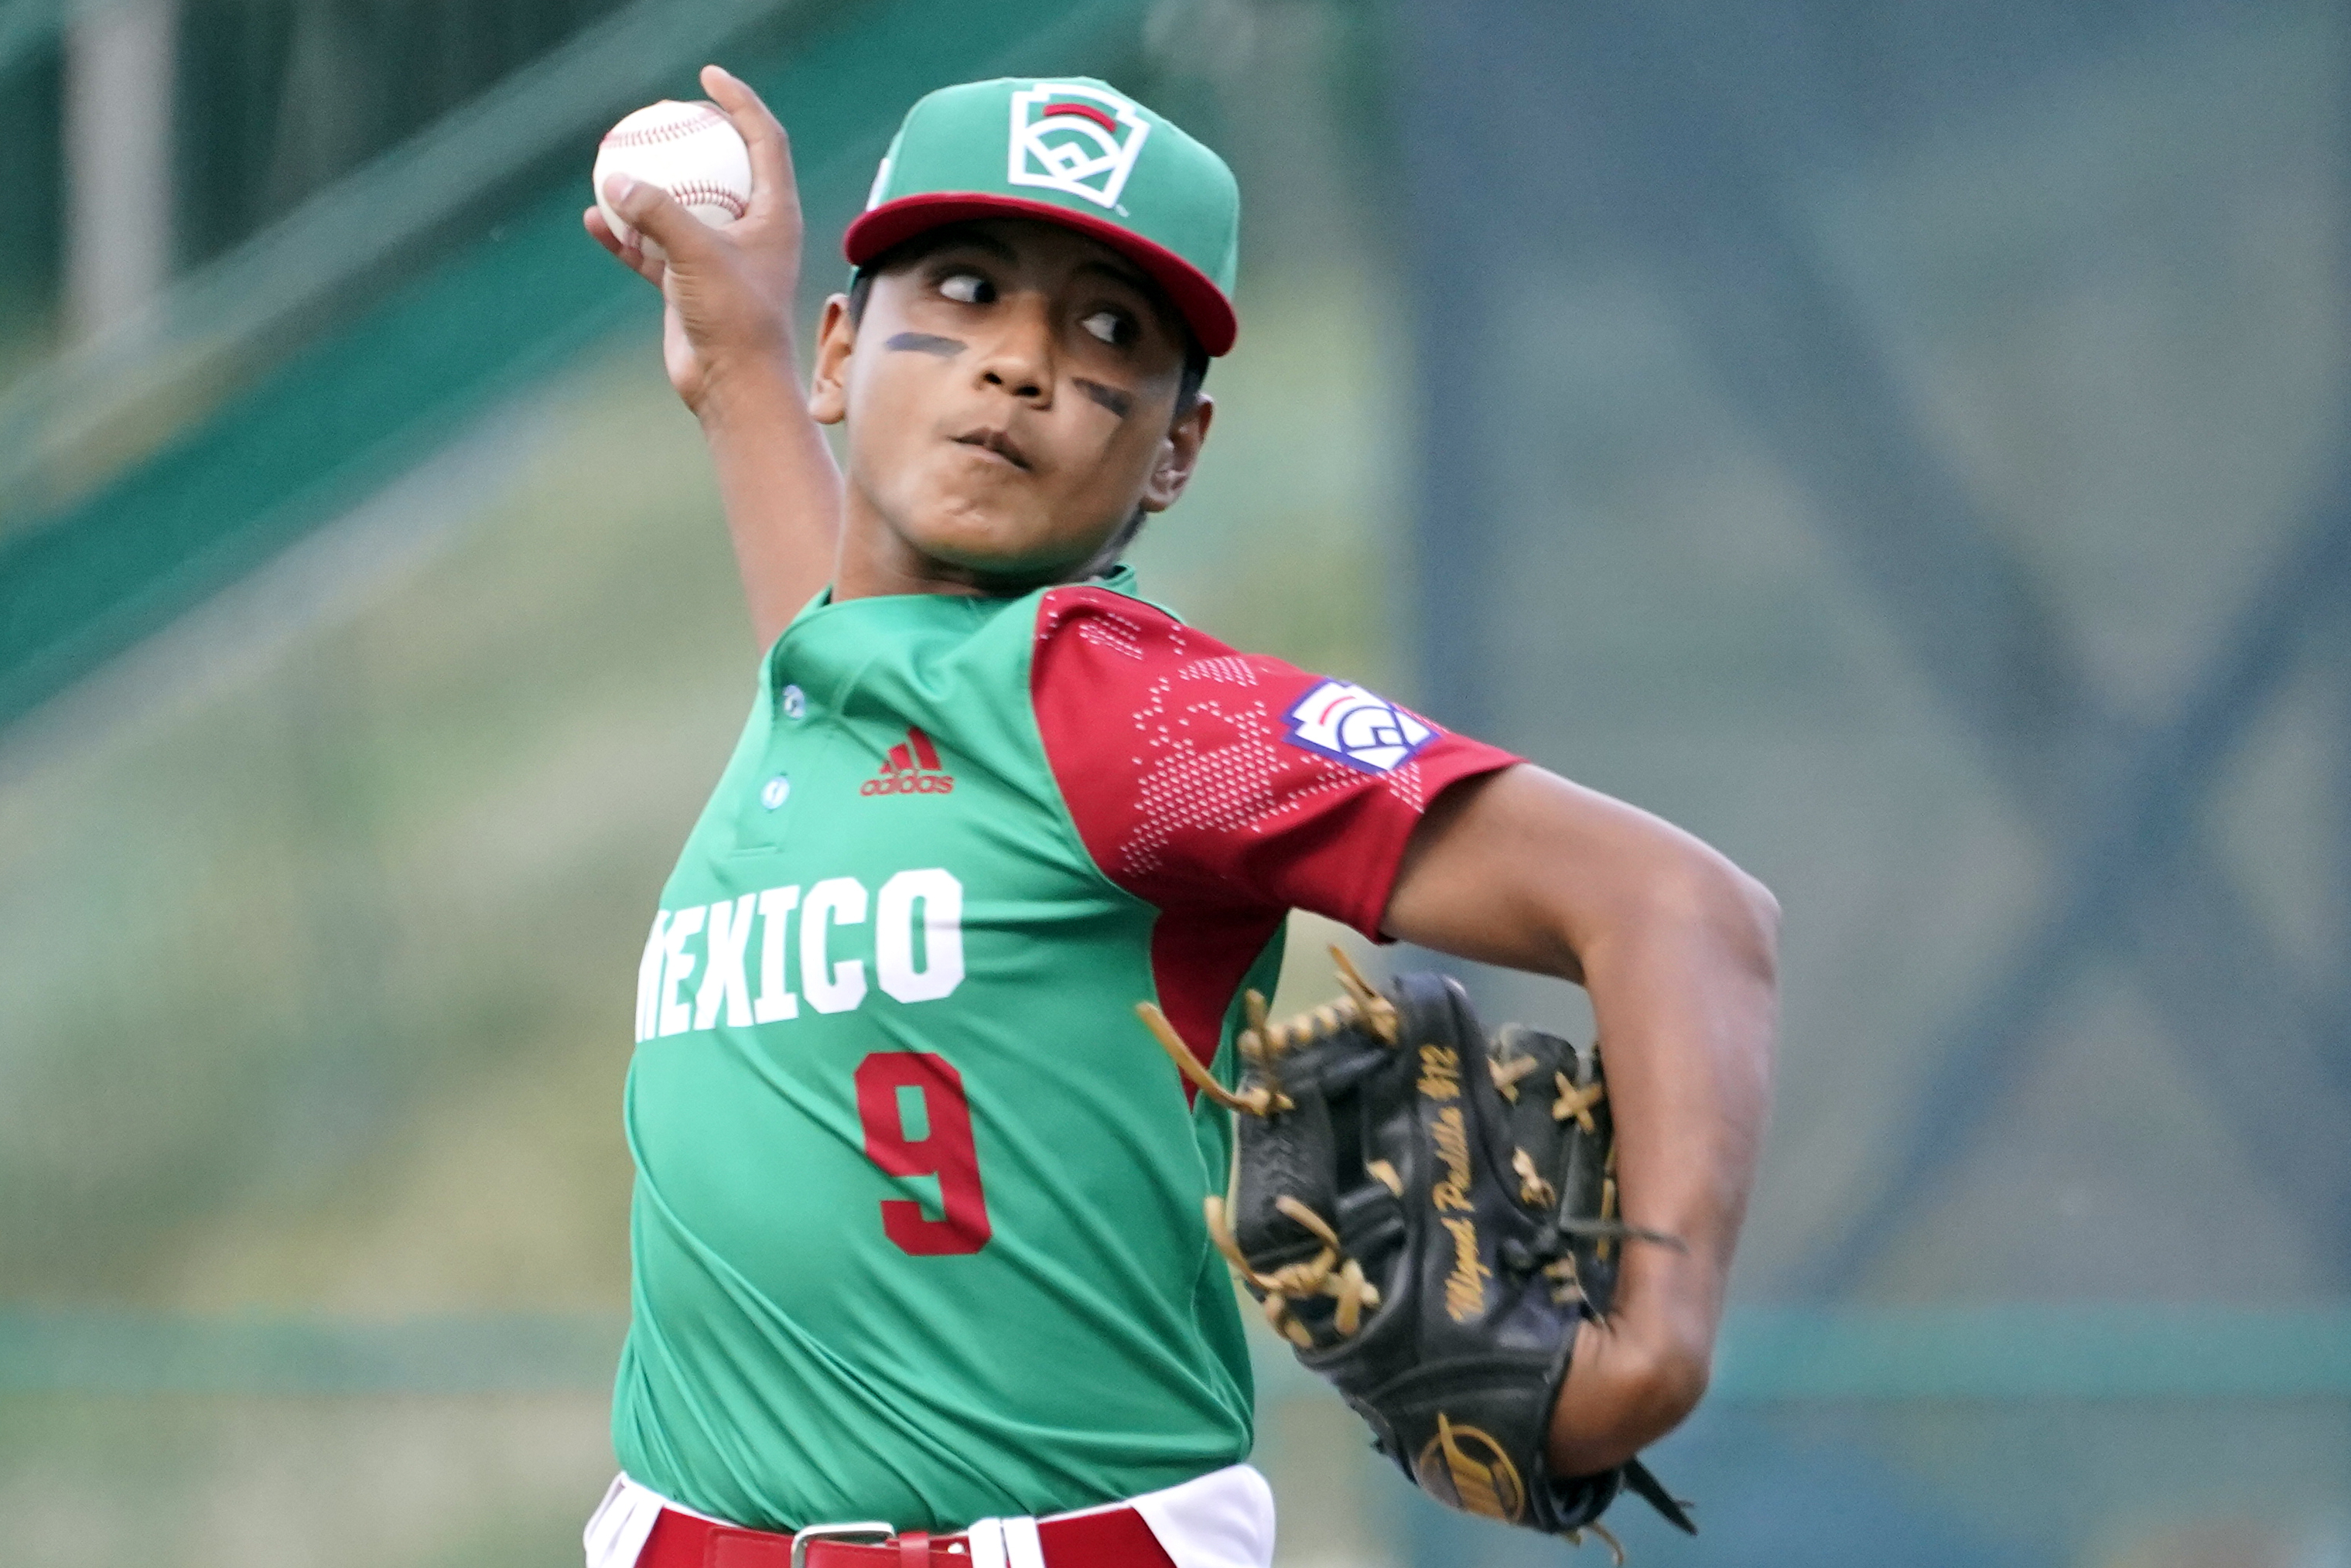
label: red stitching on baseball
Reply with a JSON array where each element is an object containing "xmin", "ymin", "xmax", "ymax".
[
  {"xmin": 602, "ymin": 104, "xmax": 729, "ymax": 149},
  {"xmin": 666, "ymin": 180, "xmax": 748, "ymax": 220}
]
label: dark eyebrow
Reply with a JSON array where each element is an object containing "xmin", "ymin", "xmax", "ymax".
[
  {"xmin": 925, "ymin": 227, "xmax": 1018, "ymax": 263},
  {"xmin": 1075, "ymin": 257, "xmax": 1154, "ymax": 296}
]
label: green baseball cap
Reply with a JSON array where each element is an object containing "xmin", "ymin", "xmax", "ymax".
[{"xmin": 844, "ymin": 77, "xmax": 1241, "ymax": 355}]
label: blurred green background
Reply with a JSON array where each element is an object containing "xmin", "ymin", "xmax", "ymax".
[{"xmin": 3, "ymin": 1, "xmax": 2349, "ymax": 1565}]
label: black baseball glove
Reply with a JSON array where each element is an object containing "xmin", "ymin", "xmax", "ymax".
[{"xmin": 1140, "ymin": 952, "xmax": 1695, "ymax": 1560}]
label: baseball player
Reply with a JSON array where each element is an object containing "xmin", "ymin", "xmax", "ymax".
[{"xmin": 576, "ymin": 67, "xmax": 1777, "ymax": 1568}]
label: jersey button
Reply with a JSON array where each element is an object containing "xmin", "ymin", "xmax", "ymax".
[
  {"xmin": 781, "ymin": 685, "xmax": 808, "ymax": 719},
  {"xmin": 760, "ymin": 774, "xmax": 791, "ymax": 810}
]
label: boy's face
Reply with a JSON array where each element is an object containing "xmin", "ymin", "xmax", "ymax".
[{"xmin": 809, "ymin": 219, "xmax": 1213, "ymax": 594}]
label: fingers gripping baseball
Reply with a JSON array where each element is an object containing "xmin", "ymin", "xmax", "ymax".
[
  {"xmin": 586, "ymin": 66, "xmax": 802, "ymax": 412},
  {"xmin": 704, "ymin": 63, "xmax": 798, "ymax": 229},
  {"xmin": 600, "ymin": 174, "xmax": 709, "ymax": 268},
  {"xmin": 582, "ymin": 203, "xmax": 662, "ymax": 285}
]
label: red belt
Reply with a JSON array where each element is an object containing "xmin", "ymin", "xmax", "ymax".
[{"xmin": 634, "ymin": 1502, "xmax": 1176, "ymax": 1568}]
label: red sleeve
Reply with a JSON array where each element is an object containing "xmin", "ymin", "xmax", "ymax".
[{"xmin": 1030, "ymin": 586, "xmax": 1522, "ymax": 938}]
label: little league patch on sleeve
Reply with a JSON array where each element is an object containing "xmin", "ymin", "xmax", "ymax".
[{"xmin": 1283, "ymin": 681, "xmax": 1437, "ymax": 774}]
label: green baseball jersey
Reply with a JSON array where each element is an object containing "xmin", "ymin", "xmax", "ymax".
[{"xmin": 612, "ymin": 569, "xmax": 1516, "ymax": 1532}]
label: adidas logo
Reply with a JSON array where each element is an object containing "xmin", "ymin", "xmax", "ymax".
[{"xmin": 860, "ymin": 726, "xmax": 957, "ymax": 796}]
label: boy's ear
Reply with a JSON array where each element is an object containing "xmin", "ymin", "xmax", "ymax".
[
  {"xmin": 1139, "ymin": 392, "xmax": 1214, "ymax": 514},
  {"xmin": 808, "ymin": 294, "xmax": 854, "ymax": 425}
]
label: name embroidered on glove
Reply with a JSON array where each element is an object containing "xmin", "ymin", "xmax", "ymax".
[{"xmin": 1132, "ymin": 952, "xmax": 1700, "ymax": 1553}]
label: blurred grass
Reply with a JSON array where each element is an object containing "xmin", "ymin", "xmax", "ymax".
[
  {"xmin": 0, "ymin": 339, "xmax": 737, "ymax": 1310},
  {"xmin": 0, "ymin": 1394, "xmax": 617, "ymax": 1568}
]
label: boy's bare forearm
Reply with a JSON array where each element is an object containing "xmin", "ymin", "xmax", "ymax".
[
  {"xmin": 699, "ymin": 352, "xmax": 843, "ymax": 651},
  {"xmin": 1382, "ymin": 764, "xmax": 1779, "ymax": 1472},
  {"xmin": 1546, "ymin": 858, "xmax": 1775, "ymax": 1468},
  {"xmin": 585, "ymin": 67, "xmax": 839, "ymax": 651}
]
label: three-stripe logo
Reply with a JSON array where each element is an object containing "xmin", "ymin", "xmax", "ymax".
[{"xmin": 861, "ymin": 726, "xmax": 957, "ymax": 796}]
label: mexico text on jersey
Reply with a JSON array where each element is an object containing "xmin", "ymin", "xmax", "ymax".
[
  {"xmin": 635, "ymin": 868, "xmax": 966, "ymax": 1034},
  {"xmin": 611, "ymin": 567, "xmax": 1519, "ymax": 1535}
]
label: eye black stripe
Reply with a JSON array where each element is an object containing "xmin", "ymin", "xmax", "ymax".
[
  {"xmin": 1075, "ymin": 378, "xmax": 1133, "ymax": 418},
  {"xmin": 886, "ymin": 333, "xmax": 964, "ymax": 357}
]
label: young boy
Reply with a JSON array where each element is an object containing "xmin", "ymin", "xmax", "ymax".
[{"xmin": 578, "ymin": 68, "xmax": 1776, "ymax": 1568}]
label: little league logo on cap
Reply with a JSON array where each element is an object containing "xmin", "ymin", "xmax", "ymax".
[
  {"xmin": 843, "ymin": 76, "xmax": 1242, "ymax": 356},
  {"xmin": 1006, "ymin": 83, "xmax": 1152, "ymax": 210}
]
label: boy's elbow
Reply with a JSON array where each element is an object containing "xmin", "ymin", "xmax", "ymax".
[
  {"xmin": 1547, "ymin": 1323, "xmax": 1714, "ymax": 1475},
  {"xmin": 1724, "ymin": 861, "xmax": 1780, "ymax": 982},
  {"xmin": 1620, "ymin": 1327, "xmax": 1714, "ymax": 1436},
  {"xmin": 1645, "ymin": 842, "xmax": 1779, "ymax": 983}
]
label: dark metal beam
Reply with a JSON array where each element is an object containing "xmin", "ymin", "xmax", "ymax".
[
  {"xmin": 1531, "ymin": 5, "xmax": 2351, "ymax": 1286},
  {"xmin": 1814, "ymin": 490, "xmax": 2351, "ymax": 1288}
]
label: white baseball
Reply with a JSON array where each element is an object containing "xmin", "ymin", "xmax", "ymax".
[{"xmin": 593, "ymin": 99, "xmax": 753, "ymax": 261}]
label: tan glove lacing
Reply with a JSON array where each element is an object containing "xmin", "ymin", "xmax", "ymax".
[{"xmin": 1134, "ymin": 948, "xmax": 1397, "ymax": 1346}]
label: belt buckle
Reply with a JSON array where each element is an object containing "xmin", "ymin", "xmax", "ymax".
[{"xmin": 789, "ymin": 1521, "xmax": 896, "ymax": 1568}]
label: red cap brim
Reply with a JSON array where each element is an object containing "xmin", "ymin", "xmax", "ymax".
[{"xmin": 844, "ymin": 193, "xmax": 1237, "ymax": 357}]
